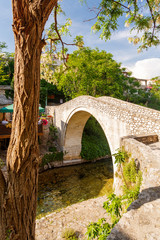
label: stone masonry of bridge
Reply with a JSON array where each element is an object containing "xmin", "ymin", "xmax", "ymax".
[
  {"xmin": 47, "ymin": 96, "xmax": 160, "ymax": 154},
  {"xmin": 46, "ymin": 96, "xmax": 160, "ymax": 172}
]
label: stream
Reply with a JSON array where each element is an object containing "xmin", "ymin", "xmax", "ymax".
[{"xmin": 37, "ymin": 158, "xmax": 113, "ymax": 218}]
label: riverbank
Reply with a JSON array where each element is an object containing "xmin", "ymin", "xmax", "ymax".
[
  {"xmin": 36, "ymin": 196, "xmax": 111, "ymax": 240},
  {"xmin": 39, "ymin": 154, "xmax": 111, "ymax": 173}
]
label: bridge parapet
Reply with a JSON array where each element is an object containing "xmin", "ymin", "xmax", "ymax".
[{"xmin": 46, "ymin": 95, "xmax": 160, "ymax": 141}]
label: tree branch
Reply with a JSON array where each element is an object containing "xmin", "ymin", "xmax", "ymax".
[
  {"xmin": 83, "ymin": 8, "xmax": 102, "ymax": 22},
  {"xmin": 111, "ymin": 0, "xmax": 130, "ymax": 11},
  {"xmin": 53, "ymin": 2, "xmax": 67, "ymax": 66},
  {"xmin": 83, "ymin": 0, "xmax": 130, "ymax": 23},
  {"xmin": 146, "ymin": 0, "xmax": 156, "ymax": 40},
  {"xmin": 12, "ymin": 0, "xmax": 58, "ymax": 35},
  {"xmin": 38, "ymin": 0, "xmax": 58, "ymax": 28}
]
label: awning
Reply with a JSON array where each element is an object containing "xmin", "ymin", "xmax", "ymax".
[{"xmin": 0, "ymin": 104, "xmax": 45, "ymax": 113}]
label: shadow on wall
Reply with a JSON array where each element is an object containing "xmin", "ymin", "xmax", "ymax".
[
  {"xmin": 127, "ymin": 186, "xmax": 160, "ymax": 211},
  {"xmin": 107, "ymin": 186, "xmax": 160, "ymax": 240},
  {"xmin": 107, "ymin": 229, "xmax": 134, "ymax": 240}
]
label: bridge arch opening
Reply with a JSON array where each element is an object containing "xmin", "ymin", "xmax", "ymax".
[
  {"xmin": 63, "ymin": 110, "xmax": 114, "ymax": 192},
  {"xmin": 63, "ymin": 110, "xmax": 113, "ymax": 164},
  {"xmin": 81, "ymin": 116, "xmax": 111, "ymax": 161}
]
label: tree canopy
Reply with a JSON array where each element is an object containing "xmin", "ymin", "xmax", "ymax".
[
  {"xmin": 54, "ymin": 47, "xmax": 147, "ymax": 103},
  {"xmin": 90, "ymin": 0, "xmax": 160, "ymax": 51},
  {"xmin": 148, "ymin": 77, "xmax": 160, "ymax": 110}
]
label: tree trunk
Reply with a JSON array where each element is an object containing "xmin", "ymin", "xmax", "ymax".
[
  {"xmin": 0, "ymin": 1, "xmax": 57, "ymax": 239},
  {"xmin": 5, "ymin": 32, "xmax": 42, "ymax": 239},
  {"xmin": 0, "ymin": 169, "xmax": 7, "ymax": 240}
]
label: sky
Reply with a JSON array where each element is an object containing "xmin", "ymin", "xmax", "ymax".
[{"xmin": 0, "ymin": 0, "xmax": 160, "ymax": 80}]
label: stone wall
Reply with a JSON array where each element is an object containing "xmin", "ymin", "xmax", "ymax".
[{"xmin": 107, "ymin": 136, "xmax": 160, "ymax": 240}]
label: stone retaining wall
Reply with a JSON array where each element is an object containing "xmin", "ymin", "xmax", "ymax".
[{"xmin": 107, "ymin": 136, "xmax": 160, "ymax": 240}]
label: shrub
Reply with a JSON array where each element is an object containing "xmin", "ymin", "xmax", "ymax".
[
  {"xmin": 86, "ymin": 218, "xmax": 112, "ymax": 240},
  {"xmin": 62, "ymin": 228, "xmax": 78, "ymax": 240},
  {"xmin": 103, "ymin": 193, "xmax": 122, "ymax": 222},
  {"xmin": 40, "ymin": 151, "xmax": 63, "ymax": 167},
  {"xmin": 122, "ymin": 160, "xmax": 142, "ymax": 206}
]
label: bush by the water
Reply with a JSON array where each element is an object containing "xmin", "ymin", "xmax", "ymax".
[
  {"xmin": 81, "ymin": 116, "xmax": 111, "ymax": 160},
  {"xmin": 40, "ymin": 150, "xmax": 63, "ymax": 167}
]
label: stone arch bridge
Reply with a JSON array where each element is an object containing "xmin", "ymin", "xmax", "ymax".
[
  {"xmin": 46, "ymin": 95, "xmax": 160, "ymax": 167},
  {"xmin": 45, "ymin": 96, "xmax": 160, "ymax": 238}
]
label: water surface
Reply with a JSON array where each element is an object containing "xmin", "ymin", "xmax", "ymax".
[{"xmin": 37, "ymin": 158, "xmax": 113, "ymax": 218}]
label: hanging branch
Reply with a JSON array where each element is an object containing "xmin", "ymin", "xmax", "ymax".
[
  {"xmin": 83, "ymin": 0, "xmax": 130, "ymax": 22},
  {"xmin": 146, "ymin": 0, "xmax": 157, "ymax": 41},
  {"xmin": 53, "ymin": 1, "xmax": 66, "ymax": 65},
  {"xmin": 45, "ymin": 2, "xmax": 83, "ymax": 67}
]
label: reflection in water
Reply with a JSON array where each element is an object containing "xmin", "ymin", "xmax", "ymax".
[{"xmin": 37, "ymin": 158, "xmax": 113, "ymax": 218}]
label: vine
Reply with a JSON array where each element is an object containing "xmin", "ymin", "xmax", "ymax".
[{"xmin": 86, "ymin": 148, "xmax": 142, "ymax": 240}]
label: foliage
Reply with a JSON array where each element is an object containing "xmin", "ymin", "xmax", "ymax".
[
  {"xmin": 40, "ymin": 79, "xmax": 64, "ymax": 107},
  {"xmin": 40, "ymin": 150, "xmax": 63, "ymax": 167},
  {"xmin": 113, "ymin": 147, "xmax": 129, "ymax": 166},
  {"xmin": 40, "ymin": 124, "xmax": 63, "ymax": 167},
  {"xmin": 114, "ymin": 148, "xmax": 142, "ymax": 204},
  {"xmin": 40, "ymin": 3, "xmax": 84, "ymax": 84},
  {"xmin": 49, "ymin": 124, "xmax": 58, "ymax": 138},
  {"xmin": 81, "ymin": 116, "xmax": 111, "ymax": 160},
  {"xmin": 55, "ymin": 47, "xmax": 147, "ymax": 103},
  {"xmin": 0, "ymin": 42, "xmax": 14, "ymax": 86},
  {"xmin": 122, "ymin": 159, "xmax": 142, "ymax": 205},
  {"xmin": 86, "ymin": 218, "xmax": 112, "ymax": 240},
  {"xmin": 61, "ymin": 228, "xmax": 78, "ymax": 240},
  {"xmin": 47, "ymin": 124, "xmax": 58, "ymax": 148},
  {"xmin": 86, "ymin": 148, "xmax": 142, "ymax": 239},
  {"xmin": 147, "ymin": 77, "xmax": 160, "ymax": 110},
  {"xmin": 103, "ymin": 193, "xmax": 122, "ymax": 222},
  {"xmin": 91, "ymin": 0, "xmax": 160, "ymax": 51}
]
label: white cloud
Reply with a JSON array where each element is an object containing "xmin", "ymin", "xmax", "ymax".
[
  {"xmin": 111, "ymin": 29, "xmax": 138, "ymax": 41},
  {"xmin": 126, "ymin": 58, "xmax": 160, "ymax": 79},
  {"xmin": 111, "ymin": 29, "xmax": 130, "ymax": 40}
]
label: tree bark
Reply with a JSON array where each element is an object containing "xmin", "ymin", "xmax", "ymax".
[
  {"xmin": 0, "ymin": 1, "xmax": 57, "ymax": 239},
  {"xmin": 0, "ymin": 169, "xmax": 7, "ymax": 240}
]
